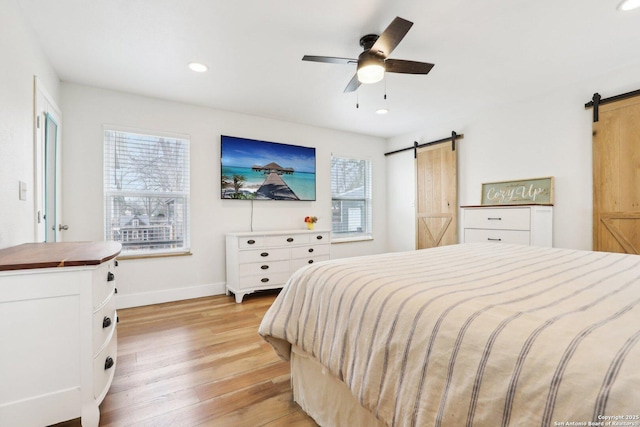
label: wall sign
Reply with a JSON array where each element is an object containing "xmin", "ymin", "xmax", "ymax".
[{"xmin": 481, "ymin": 177, "xmax": 554, "ymax": 205}]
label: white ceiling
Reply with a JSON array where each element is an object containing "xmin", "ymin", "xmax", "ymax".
[{"xmin": 16, "ymin": 0, "xmax": 640, "ymax": 138}]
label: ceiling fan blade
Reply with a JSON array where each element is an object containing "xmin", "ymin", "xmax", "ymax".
[
  {"xmin": 302, "ymin": 55, "xmax": 357, "ymax": 65},
  {"xmin": 343, "ymin": 73, "xmax": 361, "ymax": 93},
  {"xmin": 369, "ymin": 17, "xmax": 413, "ymax": 58},
  {"xmin": 385, "ymin": 59, "xmax": 434, "ymax": 74}
]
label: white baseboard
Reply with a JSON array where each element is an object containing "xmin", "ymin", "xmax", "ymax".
[
  {"xmin": 115, "ymin": 282, "xmax": 227, "ymax": 309},
  {"xmin": 0, "ymin": 386, "xmax": 81, "ymax": 427}
]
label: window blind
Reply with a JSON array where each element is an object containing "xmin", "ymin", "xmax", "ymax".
[
  {"xmin": 330, "ymin": 155, "xmax": 372, "ymax": 238},
  {"xmin": 104, "ymin": 129, "xmax": 190, "ymax": 255}
]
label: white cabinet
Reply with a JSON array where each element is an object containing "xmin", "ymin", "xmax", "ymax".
[
  {"xmin": 226, "ymin": 229, "xmax": 331, "ymax": 303},
  {"xmin": 0, "ymin": 242, "xmax": 121, "ymax": 427},
  {"xmin": 461, "ymin": 205, "xmax": 553, "ymax": 247}
]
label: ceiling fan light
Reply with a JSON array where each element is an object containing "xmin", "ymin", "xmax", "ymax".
[
  {"xmin": 357, "ymin": 64, "xmax": 385, "ymax": 84},
  {"xmin": 357, "ymin": 63, "xmax": 385, "ymax": 84},
  {"xmin": 357, "ymin": 54, "xmax": 385, "ymax": 84},
  {"xmin": 618, "ymin": 0, "xmax": 640, "ymax": 10}
]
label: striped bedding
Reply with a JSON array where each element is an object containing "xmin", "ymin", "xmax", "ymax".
[{"xmin": 258, "ymin": 243, "xmax": 640, "ymax": 427}]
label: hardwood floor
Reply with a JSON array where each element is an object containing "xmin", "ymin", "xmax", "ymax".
[{"xmin": 53, "ymin": 291, "xmax": 317, "ymax": 427}]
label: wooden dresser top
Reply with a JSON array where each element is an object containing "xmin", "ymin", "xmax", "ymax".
[{"xmin": 0, "ymin": 242, "xmax": 122, "ymax": 271}]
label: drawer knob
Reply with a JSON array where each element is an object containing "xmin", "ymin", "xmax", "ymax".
[
  {"xmin": 261, "ymin": 278, "xmax": 269, "ymax": 283},
  {"xmin": 260, "ymin": 252, "xmax": 269, "ymax": 257},
  {"xmin": 107, "ymin": 272, "xmax": 115, "ymax": 282},
  {"xmin": 261, "ymin": 265, "xmax": 269, "ymax": 270},
  {"xmin": 487, "ymin": 238, "xmax": 502, "ymax": 241},
  {"xmin": 316, "ymin": 235, "xmax": 323, "ymax": 240},
  {"xmin": 102, "ymin": 316, "xmax": 112, "ymax": 328},
  {"xmin": 487, "ymin": 217, "xmax": 502, "ymax": 220},
  {"xmin": 308, "ymin": 248, "xmax": 314, "ymax": 253},
  {"xmin": 287, "ymin": 237, "xmax": 294, "ymax": 242},
  {"xmin": 247, "ymin": 239, "xmax": 256, "ymax": 245},
  {"xmin": 308, "ymin": 260, "xmax": 314, "ymax": 264},
  {"xmin": 104, "ymin": 356, "xmax": 114, "ymax": 370}
]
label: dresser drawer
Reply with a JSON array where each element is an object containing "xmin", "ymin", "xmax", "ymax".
[
  {"xmin": 463, "ymin": 208, "xmax": 530, "ymax": 230},
  {"xmin": 93, "ymin": 296, "xmax": 116, "ymax": 356},
  {"xmin": 238, "ymin": 272, "xmax": 290, "ymax": 289},
  {"xmin": 239, "ymin": 260, "xmax": 289, "ymax": 277},
  {"xmin": 93, "ymin": 328, "xmax": 117, "ymax": 402},
  {"xmin": 265, "ymin": 234, "xmax": 309, "ymax": 246},
  {"xmin": 238, "ymin": 247, "xmax": 290, "ymax": 263},
  {"xmin": 238, "ymin": 236, "xmax": 265, "ymax": 249},
  {"xmin": 92, "ymin": 262, "xmax": 116, "ymax": 308},
  {"xmin": 291, "ymin": 244, "xmax": 330, "ymax": 259},
  {"xmin": 464, "ymin": 229, "xmax": 530, "ymax": 245},
  {"xmin": 291, "ymin": 255, "xmax": 330, "ymax": 272},
  {"xmin": 309, "ymin": 232, "xmax": 330, "ymax": 243}
]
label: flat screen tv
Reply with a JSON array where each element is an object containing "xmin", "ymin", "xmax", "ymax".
[{"xmin": 221, "ymin": 135, "xmax": 316, "ymax": 200}]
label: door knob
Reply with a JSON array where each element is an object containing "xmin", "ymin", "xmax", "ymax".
[{"xmin": 58, "ymin": 224, "xmax": 69, "ymax": 231}]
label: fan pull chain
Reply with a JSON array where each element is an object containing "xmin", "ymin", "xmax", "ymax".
[
  {"xmin": 384, "ymin": 77, "xmax": 388, "ymax": 100},
  {"xmin": 356, "ymin": 91, "xmax": 359, "ymax": 109}
]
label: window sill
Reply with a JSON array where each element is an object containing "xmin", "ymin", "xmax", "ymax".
[
  {"xmin": 331, "ymin": 235, "xmax": 373, "ymax": 244},
  {"xmin": 117, "ymin": 251, "xmax": 193, "ymax": 261}
]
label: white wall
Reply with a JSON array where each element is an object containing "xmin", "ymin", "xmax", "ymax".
[
  {"xmin": 60, "ymin": 83, "xmax": 387, "ymax": 307},
  {"xmin": 0, "ymin": 0, "xmax": 60, "ymax": 249},
  {"xmin": 386, "ymin": 60, "xmax": 640, "ymax": 252}
]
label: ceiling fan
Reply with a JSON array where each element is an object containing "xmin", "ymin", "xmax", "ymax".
[{"xmin": 302, "ymin": 17, "xmax": 434, "ymax": 93}]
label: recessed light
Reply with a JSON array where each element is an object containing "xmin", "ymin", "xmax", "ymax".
[
  {"xmin": 188, "ymin": 62, "xmax": 208, "ymax": 72},
  {"xmin": 376, "ymin": 108, "xmax": 389, "ymax": 115},
  {"xmin": 618, "ymin": 0, "xmax": 640, "ymax": 11}
]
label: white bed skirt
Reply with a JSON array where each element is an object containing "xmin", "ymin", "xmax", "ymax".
[{"xmin": 291, "ymin": 345, "xmax": 386, "ymax": 427}]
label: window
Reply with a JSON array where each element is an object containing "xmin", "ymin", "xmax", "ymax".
[
  {"xmin": 104, "ymin": 128, "xmax": 190, "ymax": 256},
  {"xmin": 331, "ymin": 155, "xmax": 372, "ymax": 240}
]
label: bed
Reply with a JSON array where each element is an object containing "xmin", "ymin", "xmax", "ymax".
[{"xmin": 258, "ymin": 243, "xmax": 640, "ymax": 427}]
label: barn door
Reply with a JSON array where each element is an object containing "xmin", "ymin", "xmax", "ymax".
[
  {"xmin": 416, "ymin": 143, "xmax": 457, "ymax": 249},
  {"xmin": 593, "ymin": 94, "xmax": 640, "ymax": 253}
]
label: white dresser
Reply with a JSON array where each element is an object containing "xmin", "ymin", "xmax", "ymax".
[
  {"xmin": 226, "ymin": 229, "xmax": 331, "ymax": 303},
  {"xmin": 461, "ymin": 205, "xmax": 553, "ymax": 247},
  {"xmin": 0, "ymin": 242, "xmax": 121, "ymax": 427}
]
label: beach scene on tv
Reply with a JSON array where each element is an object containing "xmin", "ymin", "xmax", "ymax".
[{"xmin": 221, "ymin": 135, "xmax": 316, "ymax": 200}]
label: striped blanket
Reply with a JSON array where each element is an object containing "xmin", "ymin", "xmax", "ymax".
[{"xmin": 258, "ymin": 243, "xmax": 640, "ymax": 427}]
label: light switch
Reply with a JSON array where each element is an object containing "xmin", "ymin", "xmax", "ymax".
[{"xmin": 19, "ymin": 181, "xmax": 27, "ymax": 201}]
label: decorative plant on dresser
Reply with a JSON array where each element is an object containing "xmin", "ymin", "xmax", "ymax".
[
  {"xmin": 226, "ymin": 229, "xmax": 330, "ymax": 302},
  {"xmin": 0, "ymin": 241, "xmax": 121, "ymax": 427}
]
